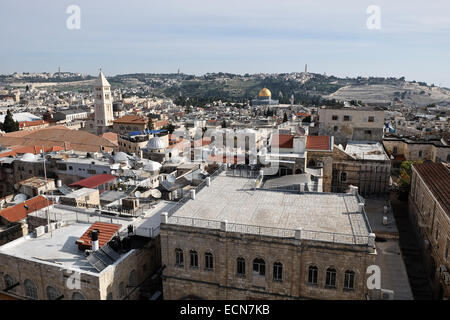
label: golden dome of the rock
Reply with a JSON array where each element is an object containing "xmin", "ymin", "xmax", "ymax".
[{"xmin": 258, "ymin": 88, "xmax": 272, "ymax": 97}]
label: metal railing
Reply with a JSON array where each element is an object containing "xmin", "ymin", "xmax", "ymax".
[{"xmin": 166, "ymin": 215, "xmax": 370, "ymax": 246}]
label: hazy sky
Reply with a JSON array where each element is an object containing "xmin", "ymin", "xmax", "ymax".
[{"xmin": 1, "ymin": 0, "xmax": 449, "ymax": 86}]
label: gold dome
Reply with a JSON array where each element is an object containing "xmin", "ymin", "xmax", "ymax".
[{"xmin": 258, "ymin": 88, "xmax": 272, "ymax": 98}]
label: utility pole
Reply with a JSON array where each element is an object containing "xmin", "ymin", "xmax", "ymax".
[{"xmin": 42, "ymin": 146, "xmax": 52, "ymax": 238}]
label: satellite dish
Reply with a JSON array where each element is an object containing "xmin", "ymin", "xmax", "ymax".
[
  {"xmin": 166, "ymin": 175, "xmax": 176, "ymax": 183},
  {"xmin": 151, "ymin": 189, "xmax": 162, "ymax": 199},
  {"xmin": 13, "ymin": 194, "xmax": 27, "ymax": 203},
  {"xmin": 134, "ymin": 191, "xmax": 142, "ymax": 198}
]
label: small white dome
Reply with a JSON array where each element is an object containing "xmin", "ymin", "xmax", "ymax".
[
  {"xmin": 22, "ymin": 153, "xmax": 37, "ymax": 162},
  {"xmin": 114, "ymin": 152, "xmax": 129, "ymax": 163},
  {"xmin": 144, "ymin": 160, "xmax": 162, "ymax": 172},
  {"xmin": 147, "ymin": 137, "xmax": 166, "ymax": 150}
]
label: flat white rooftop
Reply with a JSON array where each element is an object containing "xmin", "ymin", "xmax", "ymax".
[
  {"xmin": 344, "ymin": 141, "xmax": 390, "ymax": 161},
  {"xmin": 0, "ymin": 223, "xmax": 99, "ymax": 274},
  {"xmin": 168, "ymin": 174, "xmax": 372, "ymax": 245}
]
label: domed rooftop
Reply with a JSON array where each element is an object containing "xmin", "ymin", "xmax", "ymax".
[
  {"xmin": 113, "ymin": 102, "xmax": 124, "ymax": 112},
  {"xmin": 258, "ymin": 88, "xmax": 272, "ymax": 98},
  {"xmin": 147, "ymin": 137, "xmax": 166, "ymax": 150},
  {"xmin": 21, "ymin": 153, "xmax": 37, "ymax": 162},
  {"xmin": 144, "ymin": 160, "xmax": 162, "ymax": 172},
  {"xmin": 114, "ymin": 152, "xmax": 129, "ymax": 163}
]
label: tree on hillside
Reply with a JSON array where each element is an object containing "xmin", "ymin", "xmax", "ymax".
[{"xmin": 1, "ymin": 110, "xmax": 20, "ymax": 133}]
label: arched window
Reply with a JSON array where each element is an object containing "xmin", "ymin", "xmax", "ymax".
[
  {"xmin": 129, "ymin": 270, "xmax": 136, "ymax": 287},
  {"xmin": 3, "ymin": 274, "xmax": 16, "ymax": 292},
  {"xmin": 72, "ymin": 292, "xmax": 85, "ymax": 300},
  {"xmin": 344, "ymin": 270, "xmax": 355, "ymax": 290},
  {"xmin": 24, "ymin": 279, "xmax": 38, "ymax": 299},
  {"xmin": 325, "ymin": 268, "xmax": 337, "ymax": 288},
  {"xmin": 273, "ymin": 262, "xmax": 283, "ymax": 281},
  {"xmin": 190, "ymin": 250, "xmax": 198, "ymax": 268},
  {"xmin": 175, "ymin": 248, "xmax": 184, "ymax": 267},
  {"xmin": 119, "ymin": 282, "xmax": 125, "ymax": 298},
  {"xmin": 340, "ymin": 172, "xmax": 347, "ymax": 182},
  {"xmin": 46, "ymin": 286, "xmax": 59, "ymax": 300},
  {"xmin": 253, "ymin": 258, "xmax": 265, "ymax": 276},
  {"xmin": 205, "ymin": 252, "xmax": 213, "ymax": 270},
  {"xmin": 237, "ymin": 257, "xmax": 246, "ymax": 276},
  {"xmin": 307, "ymin": 266, "xmax": 318, "ymax": 285}
]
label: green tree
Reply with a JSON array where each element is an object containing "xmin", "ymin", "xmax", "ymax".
[
  {"xmin": 163, "ymin": 123, "xmax": 176, "ymax": 134},
  {"xmin": 2, "ymin": 110, "xmax": 19, "ymax": 133},
  {"xmin": 148, "ymin": 118, "xmax": 154, "ymax": 130},
  {"xmin": 397, "ymin": 160, "xmax": 423, "ymax": 199}
]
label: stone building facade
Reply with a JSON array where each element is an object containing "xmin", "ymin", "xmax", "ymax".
[
  {"xmin": 408, "ymin": 162, "xmax": 450, "ymax": 299},
  {"xmin": 318, "ymin": 108, "xmax": 385, "ymax": 145},
  {"xmin": 160, "ymin": 223, "xmax": 376, "ymax": 300},
  {"xmin": 0, "ymin": 229, "xmax": 160, "ymax": 300}
]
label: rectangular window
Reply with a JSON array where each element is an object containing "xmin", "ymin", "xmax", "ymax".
[
  {"xmin": 87, "ymin": 169, "xmax": 96, "ymax": 175},
  {"xmin": 325, "ymin": 269, "xmax": 337, "ymax": 287},
  {"xmin": 364, "ymin": 130, "xmax": 372, "ymax": 135},
  {"xmin": 308, "ymin": 267, "xmax": 318, "ymax": 285},
  {"xmin": 190, "ymin": 251, "xmax": 198, "ymax": 268},
  {"xmin": 205, "ymin": 253, "xmax": 213, "ymax": 270},
  {"xmin": 344, "ymin": 272, "xmax": 355, "ymax": 289},
  {"xmin": 237, "ymin": 259, "xmax": 245, "ymax": 276},
  {"xmin": 368, "ymin": 116, "xmax": 375, "ymax": 122},
  {"xmin": 332, "ymin": 115, "xmax": 338, "ymax": 121},
  {"xmin": 343, "ymin": 115, "xmax": 351, "ymax": 121}
]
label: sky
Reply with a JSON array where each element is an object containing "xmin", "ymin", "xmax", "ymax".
[{"xmin": 1, "ymin": 0, "xmax": 450, "ymax": 87}]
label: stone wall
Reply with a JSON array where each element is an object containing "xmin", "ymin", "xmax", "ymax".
[
  {"xmin": 160, "ymin": 224, "xmax": 376, "ymax": 300},
  {"xmin": 409, "ymin": 167, "xmax": 450, "ymax": 299}
]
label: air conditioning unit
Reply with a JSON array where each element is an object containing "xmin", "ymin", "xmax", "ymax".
[
  {"xmin": 316, "ymin": 161, "xmax": 323, "ymax": 168},
  {"xmin": 380, "ymin": 289, "xmax": 394, "ymax": 300}
]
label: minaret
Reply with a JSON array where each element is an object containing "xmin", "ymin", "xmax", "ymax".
[
  {"xmin": 304, "ymin": 64, "xmax": 308, "ymax": 74},
  {"xmin": 94, "ymin": 70, "xmax": 114, "ymax": 134}
]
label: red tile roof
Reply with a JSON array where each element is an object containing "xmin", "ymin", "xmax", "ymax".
[
  {"xmin": 69, "ymin": 174, "xmax": 117, "ymax": 190},
  {"xmin": 76, "ymin": 222, "xmax": 121, "ymax": 251},
  {"xmin": 113, "ymin": 115, "xmax": 148, "ymax": 124},
  {"xmin": 0, "ymin": 195, "xmax": 52, "ymax": 223},
  {"xmin": 272, "ymin": 134, "xmax": 294, "ymax": 149},
  {"xmin": 306, "ymin": 136, "xmax": 331, "ymax": 151},
  {"xmin": 0, "ymin": 145, "xmax": 66, "ymax": 157},
  {"xmin": 413, "ymin": 162, "xmax": 450, "ymax": 216}
]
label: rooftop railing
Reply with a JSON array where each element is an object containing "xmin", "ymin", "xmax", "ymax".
[{"xmin": 166, "ymin": 215, "xmax": 371, "ymax": 246}]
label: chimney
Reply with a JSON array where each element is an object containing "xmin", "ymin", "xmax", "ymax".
[{"xmin": 91, "ymin": 229, "xmax": 99, "ymax": 251}]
